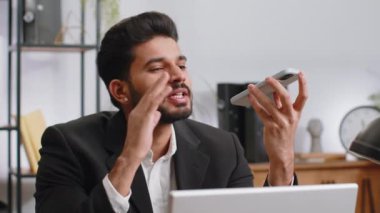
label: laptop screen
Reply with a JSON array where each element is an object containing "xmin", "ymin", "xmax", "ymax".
[{"xmin": 169, "ymin": 183, "xmax": 358, "ymax": 213}]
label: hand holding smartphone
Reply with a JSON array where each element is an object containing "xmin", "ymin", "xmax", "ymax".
[{"xmin": 230, "ymin": 68, "xmax": 299, "ymax": 107}]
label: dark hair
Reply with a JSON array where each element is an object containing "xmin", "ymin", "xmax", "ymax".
[{"xmin": 97, "ymin": 11, "xmax": 179, "ymax": 108}]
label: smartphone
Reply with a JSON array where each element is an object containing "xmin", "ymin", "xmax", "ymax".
[{"xmin": 230, "ymin": 68, "xmax": 299, "ymax": 107}]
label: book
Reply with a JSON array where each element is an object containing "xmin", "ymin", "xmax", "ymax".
[{"xmin": 19, "ymin": 110, "xmax": 46, "ymax": 174}]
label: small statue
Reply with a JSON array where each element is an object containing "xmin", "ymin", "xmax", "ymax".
[{"xmin": 307, "ymin": 118, "xmax": 323, "ymax": 153}]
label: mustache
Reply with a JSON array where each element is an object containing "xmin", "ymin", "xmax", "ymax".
[{"xmin": 171, "ymin": 82, "xmax": 191, "ymax": 95}]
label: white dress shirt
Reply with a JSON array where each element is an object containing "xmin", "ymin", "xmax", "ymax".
[
  {"xmin": 101, "ymin": 125, "xmax": 294, "ymax": 213},
  {"xmin": 102, "ymin": 125, "xmax": 177, "ymax": 213}
]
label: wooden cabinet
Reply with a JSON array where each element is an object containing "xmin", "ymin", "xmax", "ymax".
[{"xmin": 250, "ymin": 160, "xmax": 380, "ymax": 213}]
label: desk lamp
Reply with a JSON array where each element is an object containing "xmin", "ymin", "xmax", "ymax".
[{"xmin": 349, "ymin": 117, "xmax": 380, "ymax": 164}]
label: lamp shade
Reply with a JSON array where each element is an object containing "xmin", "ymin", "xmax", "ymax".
[{"xmin": 349, "ymin": 117, "xmax": 380, "ymax": 164}]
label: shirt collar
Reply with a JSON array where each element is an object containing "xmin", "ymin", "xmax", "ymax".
[{"xmin": 144, "ymin": 125, "xmax": 177, "ymax": 163}]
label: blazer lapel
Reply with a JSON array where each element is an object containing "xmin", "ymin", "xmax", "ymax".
[
  {"xmin": 173, "ymin": 120, "xmax": 210, "ymax": 189},
  {"xmin": 104, "ymin": 111, "xmax": 125, "ymax": 170},
  {"xmin": 130, "ymin": 167, "xmax": 153, "ymax": 213},
  {"xmin": 103, "ymin": 111, "xmax": 153, "ymax": 213}
]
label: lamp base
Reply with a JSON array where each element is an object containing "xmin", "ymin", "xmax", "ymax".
[
  {"xmin": 349, "ymin": 140, "xmax": 380, "ymax": 164},
  {"xmin": 349, "ymin": 117, "xmax": 380, "ymax": 164}
]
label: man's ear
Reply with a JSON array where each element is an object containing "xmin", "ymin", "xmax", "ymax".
[{"xmin": 108, "ymin": 79, "xmax": 130, "ymax": 104}]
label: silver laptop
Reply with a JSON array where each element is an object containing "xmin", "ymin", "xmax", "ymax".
[{"xmin": 169, "ymin": 183, "xmax": 358, "ymax": 213}]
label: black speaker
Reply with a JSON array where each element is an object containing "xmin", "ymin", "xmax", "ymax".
[
  {"xmin": 244, "ymin": 107, "xmax": 268, "ymax": 163},
  {"xmin": 217, "ymin": 83, "xmax": 268, "ymax": 163},
  {"xmin": 217, "ymin": 83, "xmax": 246, "ymax": 146},
  {"xmin": 23, "ymin": 0, "xmax": 62, "ymax": 44}
]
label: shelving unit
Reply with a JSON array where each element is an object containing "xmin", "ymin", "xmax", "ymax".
[{"xmin": 2, "ymin": 0, "xmax": 101, "ymax": 212}]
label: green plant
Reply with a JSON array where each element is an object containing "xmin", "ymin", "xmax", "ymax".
[
  {"xmin": 81, "ymin": 0, "xmax": 120, "ymax": 34},
  {"xmin": 369, "ymin": 92, "xmax": 380, "ymax": 109},
  {"xmin": 100, "ymin": 0, "xmax": 120, "ymax": 32}
]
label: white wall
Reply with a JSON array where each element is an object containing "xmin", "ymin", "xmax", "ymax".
[
  {"xmin": 1, "ymin": 0, "xmax": 380, "ymax": 211},
  {"xmin": 118, "ymin": 0, "xmax": 380, "ymax": 152}
]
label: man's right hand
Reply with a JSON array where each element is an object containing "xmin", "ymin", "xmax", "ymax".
[{"xmin": 108, "ymin": 72, "xmax": 172, "ymax": 196}]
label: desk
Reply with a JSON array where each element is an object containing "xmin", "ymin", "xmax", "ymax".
[{"xmin": 250, "ymin": 160, "xmax": 380, "ymax": 213}]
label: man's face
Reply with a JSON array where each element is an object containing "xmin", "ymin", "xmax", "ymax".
[{"xmin": 127, "ymin": 36, "xmax": 192, "ymax": 123}]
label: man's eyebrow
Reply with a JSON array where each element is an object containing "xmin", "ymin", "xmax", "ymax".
[
  {"xmin": 143, "ymin": 55, "xmax": 187, "ymax": 68},
  {"xmin": 178, "ymin": 55, "xmax": 187, "ymax": 61},
  {"xmin": 144, "ymin": 57, "xmax": 165, "ymax": 68}
]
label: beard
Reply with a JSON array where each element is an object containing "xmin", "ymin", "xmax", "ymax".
[{"xmin": 128, "ymin": 82, "xmax": 193, "ymax": 124}]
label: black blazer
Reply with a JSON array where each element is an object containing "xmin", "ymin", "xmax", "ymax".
[{"xmin": 35, "ymin": 111, "xmax": 253, "ymax": 213}]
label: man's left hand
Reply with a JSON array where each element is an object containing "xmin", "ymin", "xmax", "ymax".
[{"xmin": 247, "ymin": 72, "xmax": 308, "ymax": 186}]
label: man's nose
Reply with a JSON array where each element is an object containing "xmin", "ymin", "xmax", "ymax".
[{"xmin": 168, "ymin": 65, "xmax": 186, "ymax": 82}]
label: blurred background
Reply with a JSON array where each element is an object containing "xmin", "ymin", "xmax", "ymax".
[{"xmin": 1, "ymin": 0, "xmax": 379, "ymax": 212}]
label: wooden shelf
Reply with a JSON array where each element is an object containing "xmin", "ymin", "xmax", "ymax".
[
  {"xmin": 295, "ymin": 152, "xmax": 346, "ymax": 163},
  {"xmin": 250, "ymin": 159, "xmax": 375, "ymax": 172},
  {"xmin": 10, "ymin": 169, "xmax": 36, "ymax": 178},
  {"xmin": 9, "ymin": 44, "xmax": 98, "ymax": 52},
  {"xmin": 0, "ymin": 125, "xmax": 17, "ymax": 131}
]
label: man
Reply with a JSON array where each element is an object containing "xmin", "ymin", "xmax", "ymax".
[{"xmin": 35, "ymin": 11, "xmax": 307, "ymax": 213}]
